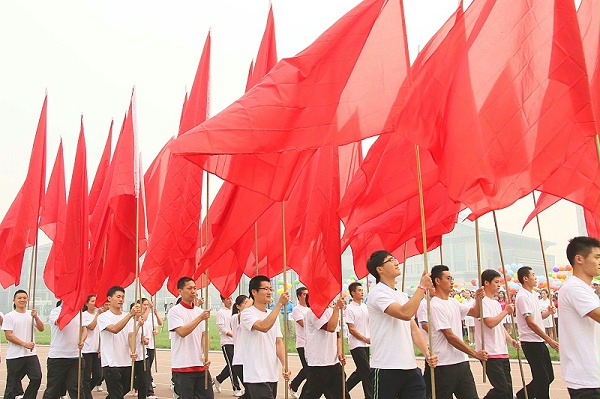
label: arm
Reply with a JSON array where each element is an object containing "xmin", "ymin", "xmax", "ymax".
[
  {"xmin": 216, "ymin": 311, "xmax": 233, "ymax": 338},
  {"xmin": 586, "ymin": 308, "xmax": 600, "ymax": 323},
  {"xmin": 524, "ymin": 315, "xmax": 558, "ymax": 350},
  {"xmin": 86, "ymin": 312, "xmax": 100, "ymax": 331},
  {"xmin": 128, "ymin": 330, "xmax": 139, "ymax": 360},
  {"xmin": 324, "ymin": 299, "xmax": 344, "ymax": 332},
  {"xmin": 4, "ymin": 330, "xmax": 35, "ymax": 350},
  {"xmin": 541, "ymin": 304, "xmax": 556, "ymax": 320},
  {"xmin": 154, "ymin": 308, "xmax": 163, "ymax": 326},
  {"xmin": 440, "ymin": 328, "xmax": 487, "ymax": 361},
  {"xmin": 385, "ymin": 273, "xmax": 432, "ymax": 320},
  {"xmin": 347, "ymin": 323, "xmax": 370, "ymax": 344},
  {"xmin": 173, "ymin": 310, "xmax": 210, "ymax": 338},
  {"xmin": 105, "ymin": 313, "xmax": 135, "ymax": 334},
  {"xmin": 79, "ymin": 327, "xmax": 88, "ymax": 350},
  {"xmin": 253, "ymin": 293, "xmax": 290, "ymax": 332},
  {"xmin": 504, "ymin": 327, "xmax": 520, "ymax": 349},
  {"xmin": 410, "ymin": 319, "xmax": 437, "ymax": 367},
  {"xmin": 295, "ymin": 319, "xmax": 304, "ymax": 328},
  {"xmin": 31, "ymin": 310, "xmax": 44, "ymax": 332},
  {"xmin": 483, "ymin": 303, "xmax": 514, "ymax": 329},
  {"xmin": 466, "ymin": 288, "xmax": 485, "ymax": 317},
  {"xmin": 276, "ymin": 337, "xmax": 291, "ymax": 380},
  {"xmin": 336, "ymin": 333, "xmax": 346, "ymax": 365},
  {"xmin": 420, "ymin": 321, "xmax": 429, "ymax": 333}
]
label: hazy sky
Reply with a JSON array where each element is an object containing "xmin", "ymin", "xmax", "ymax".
[{"xmin": 0, "ymin": 0, "xmax": 584, "ymax": 266}]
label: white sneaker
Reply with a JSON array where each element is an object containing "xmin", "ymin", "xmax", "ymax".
[
  {"xmin": 95, "ymin": 386, "xmax": 104, "ymax": 392},
  {"xmin": 289, "ymin": 384, "xmax": 300, "ymax": 399},
  {"xmin": 147, "ymin": 396, "xmax": 158, "ymax": 399},
  {"xmin": 15, "ymin": 396, "xmax": 24, "ymax": 399},
  {"xmin": 233, "ymin": 390, "xmax": 244, "ymax": 397},
  {"xmin": 213, "ymin": 378, "xmax": 221, "ymax": 393},
  {"xmin": 151, "ymin": 381, "xmax": 157, "ymax": 388}
]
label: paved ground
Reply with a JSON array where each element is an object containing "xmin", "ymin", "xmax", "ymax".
[{"xmin": 0, "ymin": 346, "xmax": 569, "ymax": 398}]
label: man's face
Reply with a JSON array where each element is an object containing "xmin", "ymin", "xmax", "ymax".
[
  {"xmin": 252, "ymin": 281, "xmax": 273, "ymax": 304},
  {"xmin": 579, "ymin": 247, "xmax": 600, "ymax": 279},
  {"xmin": 13, "ymin": 293, "xmax": 28, "ymax": 309},
  {"xmin": 523, "ymin": 270, "xmax": 537, "ymax": 289},
  {"xmin": 351, "ymin": 286, "xmax": 364, "ymax": 301},
  {"xmin": 297, "ymin": 289, "xmax": 308, "ymax": 304},
  {"xmin": 222, "ymin": 296, "xmax": 233, "ymax": 309},
  {"xmin": 142, "ymin": 300, "xmax": 151, "ymax": 311},
  {"xmin": 376, "ymin": 255, "xmax": 400, "ymax": 279},
  {"xmin": 179, "ymin": 280, "xmax": 197, "ymax": 303},
  {"xmin": 108, "ymin": 291, "xmax": 125, "ymax": 309},
  {"xmin": 488, "ymin": 277, "xmax": 502, "ymax": 294},
  {"xmin": 462, "ymin": 290, "xmax": 471, "ymax": 299},
  {"xmin": 436, "ymin": 271, "xmax": 454, "ymax": 295}
]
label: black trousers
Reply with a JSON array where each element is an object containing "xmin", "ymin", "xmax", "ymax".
[
  {"xmin": 146, "ymin": 348, "xmax": 156, "ymax": 394},
  {"xmin": 216, "ymin": 344, "xmax": 240, "ymax": 390},
  {"xmin": 424, "ymin": 361, "xmax": 478, "ymax": 399},
  {"xmin": 172, "ymin": 370, "xmax": 214, "ymax": 399},
  {"xmin": 132, "ymin": 360, "xmax": 148, "ymax": 398},
  {"xmin": 103, "ymin": 366, "xmax": 132, "ymax": 399},
  {"xmin": 516, "ymin": 342, "xmax": 554, "ymax": 399},
  {"xmin": 290, "ymin": 347, "xmax": 308, "ymax": 392},
  {"xmin": 82, "ymin": 353, "xmax": 103, "ymax": 399},
  {"xmin": 4, "ymin": 355, "xmax": 42, "ymax": 399},
  {"xmin": 42, "ymin": 357, "xmax": 85, "ymax": 399},
  {"xmin": 300, "ymin": 364, "xmax": 349, "ymax": 399},
  {"xmin": 245, "ymin": 382, "xmax": 278, "ymax": 399},
  {"xmin": 373, "ymin": 367, "xmax": 426, "ymax": 399},
  {"xmin": 484, "ymin": 358, "xmax": 513, "ymax": 399},
  {"xmin": 233, "ymin": 365, "xmax": 250, "ymax": 399},
  {"xmin": 567, "ymin": 388, "xmax": 600, "ymax": 399},
  {"xmin": 347, "ymin": 347, "xmax": 373, "ymax": 399}
]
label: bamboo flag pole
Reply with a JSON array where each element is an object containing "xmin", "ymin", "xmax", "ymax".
[
  {"xmin": 415, "ymin": 145, "xmax": 436, "ymax": 399},
  {"xmin": 492, "ymin": 211, "xmax": 528, "ymax": 399},
  {"xmin": 77, "ymin": 310, "xmax": 83, "ymax": 399},
  {"xmin": 131, "ymin": 187, "xmax": 143, "ymax": 390},
  {"xmin": 203, "ymin": 171, "xmax": 211, "ymax": 388},
  {"xmin": 401, "ymin": 242, "xmax": 408, "ymax": 292},
  {"xmin": 474, "ymin": 219, "xmax": 486, "ymax": 383},
  {"xmin": 151, "ymin": 294, "xmax": 158, "ymax": 372},
  {"xmin": 439, "ymin": 237, "xmax": 443, "ymax": 265},
  {"xmin": 531, "ymin": 193, "xmax": 556, "ymax": 335},
  {"xmin": 281, "ymin": 201, "xmax": 289, "ymax": 399},
  {"xmin": 255, "ymin": 221, "xmax": 259, "ymax": 277},
  {"xmin": 339, "ymin": 292, "xmax": 347, "ymax": 399},
  {"xmin": 29, "ymin": 226, "xmax": 40, "ymax": 351}
]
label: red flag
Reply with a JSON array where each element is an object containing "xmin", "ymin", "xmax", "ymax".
[
  {"xmin": 141, "ymin": 32, "xmax": 210, "ymax": 295},
  {"xmin": 170, "ymin": 0, "xmax": 410, "ymax": 201},
  {"xmin": 245, "ymin": 61, "xmax": 254, "ymax": 93},
  {"xmin": 0, "ymin": 96, "xmax": 47, "ymax": 288},
  {"xmin": 40, "ymin": 141, "xmax": 65, "ymax": 241},
  {"xmin": 585, "ymin": 209, "xmax": 599, "ymax": 238},
  {"xmin": 54, "ymin": 121, "xmax": 90, "ymax": 327},
  {"xmin": 246, "ymin": 5, "xmax": 277, "ymax": 88},
  {"xmin": 89, "ymin": 121, "xmax": 113, "ymax": 215}
]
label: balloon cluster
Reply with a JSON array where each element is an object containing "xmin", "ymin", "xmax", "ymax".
[
  {"xmin": 276, "ymin": 281, "xmax": 293, "ymax": 295},
  {"xmin": 497, "ymin": 262, "xmax": 574, "ymax": 293}
]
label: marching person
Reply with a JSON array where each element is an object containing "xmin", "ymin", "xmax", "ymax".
[
  {"xmin": 559, "ymin": 237, "xmax": 599, "ymax": 398},
  {"xmin": 515, "ymin": 266, "xmax": 558, "ymax": 399},
  {"xmin": 241, "ymin": 275, "xmax": 290, "ymax": 399},
  {"xmin": 366, "ymin": 250, "xmax": 437, "ymax": 399},
  {"xmin": 81, "ymin": 295, "xmax": 105, "ymax": 399},
  {"xmin": 2, "ymin": 290, "xmax": 44, "ymax": 399},
  {"xmin": 289, "ymin": 287, "xmax": 309, "ymax": 398},
  {"xmin": 214, "ymin": 295, "xmax": 241, "ymax": 393},
  {"xmin": 140, "ymin": 298, "xmax": 162, "ymax": 398},
  {"xmin": 231, "ymin": 294, "xmax": 253, "ymax": 398},
  {"xmin": 129, "ymin": 303, "xmax": 149, "ymax": 399},
  {"xmin": 168, "ymin": 276, "xmax": 214, "ymax": 399},
  {"xmin": 345, "ymin": 282, "xmax": 372, "ymax": 399}
]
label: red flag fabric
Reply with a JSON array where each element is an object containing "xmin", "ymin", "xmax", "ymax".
[
  {"xmin": 245, "ymin": 61, "xmax": 254, "ymax": 93},
  {"xmin": 54, "ymin": 122, "xmax": 90, "ymax": 327},
  {"xmin": 0, "ymin": 96, "xmax": 47, "ymax": 288},
  {"xmin": 585, "ymin": 208, "xmax": 599, "ymax": 238},
  {"xmin": 141, "ymin": 32, "xmax": 210, "ymax": 295},
  {"xmin": 89, "ymin": 121, "xmax": 113, "ymax": 215},
  {"xmin": 246, "ymin": 5, "xmax": 277, "ymax": 89},
  {"xmin": 39, "ymin": 141, "xmax": 65, "ymax": 241},
  {"xmin": 170, "ymin": 0, "xmax": 410, "ymax": 201}
]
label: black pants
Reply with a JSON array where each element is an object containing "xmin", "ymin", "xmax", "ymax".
[
  {"xmin": 233, "ymin": 365, "xmax": 250, "ymax": 399},
  {"xmin": 172, "ymin": 370, "xmax": 214, "ymax": 399},
  {"xmin": 424, "ymin": 361, "xmax": 478, "ymax": 399},
  {"xmin": 290, "ymin": 347, "xmax": 308, "ymax": 392},
  {"xmin": 4, "ymin": 355, "xmax": 42, "ymax": 399},
  {"xmin": 568, "ymin": 388, "xmax": 600, "ymax": 399},
  {"xmin": 82, "ymin": 353, "xmax": 103, "ymax": 399},
  {"xmin": 103, "ymin": 366, "xmax": 132, "ymax": 399},
  {"xmin": 216, "ymin": 344, "xmax": 240, "ymax": 390},
  {"xmin": 347, "ymin": 347, "xmax": 373, "ymax": 399},
  {"xmin": 146, "ymin": 348, "xmax": 156, "ymax": 394},
  {"xmin": 245, "ymin": 382, "xmax": 278, "ymax": 399},
  {"xmin": 42, "ymin": 357, "xmax": 85, "ymax": 399},
  {"xmin": 517, "ymin": 342, "xmax": 554, "ymax": 399},
  {"xmin": 132, "ymin": 360, "xmax": 148, "ymax": 398},
  {"xmin": 373, "ymin": 367, "xmax": 426, "ymax": 399},
  {"xmin": 484, "ymin": 358, "xmax": 513, "ymax": 399},
  {"xmin": 300, "ymin": 364, "xmax": 349, "ymax": 399}
]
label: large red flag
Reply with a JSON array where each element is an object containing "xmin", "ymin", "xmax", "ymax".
[
  {"xmin": 39, "ymin": 141, "xmax": 65, "ymax": 241},
  {"xmin": 141, "ymin": 32, "xmax": 210, "ymax": 295},
  {"xmin": 246, "ymin": 5, "xmax": 277, "ymax": 89},
  {"xmin": 89, "ymin": 121, "xmax": 113, "ymax": 215},
  {"xmin": 0, "ymin": 96, "xmax": 47, "ymax": 288},
  {"xmin": 170, "ymin": 0, "xmax": 410, "ymax": 201}
]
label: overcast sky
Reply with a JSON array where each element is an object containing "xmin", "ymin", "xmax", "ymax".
[{"xmin": 0, "ymin": 0, "xmax": 584, "ymax": 265}]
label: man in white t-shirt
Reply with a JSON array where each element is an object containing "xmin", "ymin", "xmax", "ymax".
[
  {"xmin": 214, "ymin": 295, "xmax": 241, "ymax": 393},
  {"xmin": 140, "ymin": 298, "xmax": 162, "ymax": 397},
  {"xmin": 41, "ymin": 302, "xmax": 87, "ymax": 398},
  {"xmin": 2, "ymin": 289, "xmax": 44, "ymax": 399},
  {"xmin": 97, "ymin": 286, "xmax": 142, "ymax": 398},
  {"xmin": 345, "ymin": 282, "xmax": 372, "ymax": 399},
  {"xmin": 168, "ymin": 276, "xmax": 213, "ymax": 399},
  {"xmin": 475, "ymin": 269, "xmax": 521, "ymax": 399},
  {"xmin": 559, "ymin": 237, "xmax": 599, "ymax": 399},
  {"xmin": 289, "ymin": 287, "xmax": 309, "ymax": 398},
  {"xmin": 515, "ymin": 266, "xmax": 558, "ymax": 399},
  {"xmin": 241, "ymin": 275, "xmax": 290, "ymax": 399},
  {"xmin": 366, "ymin": 250, "xmax": 437, "ymax": 399},
  {"xmin": 301, "ymin": 295, "xmax": 347, "ymax": 399},
  {"xmin": 427, "ymin": 264, "xmax": 487, "ymax": 399}
]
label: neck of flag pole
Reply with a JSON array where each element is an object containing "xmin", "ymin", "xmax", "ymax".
[
  {"xmin": 281, "ymin": 200, "xmax": 289, "ymax": 399},
  {"xmin": 29, "ymin": 223, "xmax": 40, "ymax": 351},
  {"xmin": 204, "ymin": 171, "xmax": 210, "ymax": 389},
  {"xmin": 474, "ymin": 219, "xmax": 486, "ymax": 383},
  {"xmin": 401, "ymin": 243, "xmax": 407, "ymax": 292}
]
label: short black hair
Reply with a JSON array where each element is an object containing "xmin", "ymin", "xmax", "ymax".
[
  {"xmin": 305, "ymin": 293, "xmax": 311, "ymax": 308},
  {"xmin": 13, "ymin": 289, "xmax": 27, "ymax": 300},
  {"xmin": 481, "ymin": 269, "xmax": 501, "ymax": 285},
  {"xmin": 517, "ymin": 266, "xmax": 532, "ymax": 284},
  {"xmin": 348, "ymin": 282, "xmax": 362, "ymax": 296},
  {"xmin": 366, "ymin": 250, "xmax": 392, "ymax": 283},
  {"xmin": 107, "ymin": 286, "xmax": 124, "ymax": 298},
  {"xmin": 566, "ymin": 236, "xmax": 600, "ymax": 266},
  {"xmin": 431, "ymin": 265, "xmax": 449, "ymax": 288},
  {"xmin": 296, "ymin": 287, "xmax": 307, "ymax": 298},
  {"xmin": 248, "ymin": 275, "xmax": 270, "ymax": 300},
  {"xmin": 232, "ymin": 295, "xmax": 248, "ymax": 315},
  {"xmin": 177, "ymin": 277, "xmax": 194, "ymax": 290}
]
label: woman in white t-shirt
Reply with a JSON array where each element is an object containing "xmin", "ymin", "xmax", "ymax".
[
  {"xmin": 538, "ymin": 289, "xmax": 555, "ymax": 340},
  {"xmin": 231, "ymin": 295, "xmax": 253, "ymax": 398},
  {"xmin": 81, "ymin": 295, "xmax": 105, "ymax": 399},
  {"xmin": 462, "ymin": 290, "xmax": 476, "ymax": 345}
]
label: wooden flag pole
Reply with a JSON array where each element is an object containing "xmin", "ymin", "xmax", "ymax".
[
  {"xmin": 531, "ymin": 192, "xmax": 556, "ymax": 336},
  {"xmin": 255, "ymin": 221, "xmax": 259, "ymax": 277},
  {"xmin": 415, "ymin": 145, "xmax": 436, "ymax": 399},
  {"xmin": 29, "ymin": 225, "xmax": 40, "ymax": 351},
  {"xmin": 131, "ymin": 189, "xmax": 143, "ymax": 390},
  {"xmin": 281, "ymin": 201, "xmax": 289, "ymax": 399},
  {"xmin": 474, "ymin": 219, "xmax": 486, "ymax": 383},
  {"xmin": 439, "ymin": 237, "xmax": 443, "ymax": 265},
  {"xmin": 401, "ymin": 242, "xmax": 408, "ymax": 292},
  {"xmin": 339, "ymin": 292, "xmax": 347, "ymax": 399},
  {"xmin": 77, "ymin": 310, "xmax": 83, "ymax": 399},
  {"xmin": 492, "ymin": 211, "xmax": 528, "ymax": 399},
  {"xmin": 151, "ymin": 294, "xmax": 158, "ymax": 372},
  {"xmin": 204, "ymin": 171, "xmax": 211, "ymax": 389}
]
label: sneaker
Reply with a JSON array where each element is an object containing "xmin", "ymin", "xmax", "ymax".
[
  {"xmin": 213, "ymin": 378, "xmax": 221, "ymax": 393},
  {"xmin": 289, "ymin": 384, "xmax": 300, "ymax": 399},
  {"xmin": 95, "ymin": 386, "xmax": 104, "ymax": 392},
  {"xmin": 151, "ymin": 382, "xmax": 157, "ymax": 388},
  {"xmin": 233, "ymin": 390, "xmax": 244, "ymax": 397},
  {"xmin": 147, "ymin": 396, "xmax": 158, "ymax": 399},
  {"xmin": 15, "ymin": 396, "xmax": 24, "ymax": 399}
]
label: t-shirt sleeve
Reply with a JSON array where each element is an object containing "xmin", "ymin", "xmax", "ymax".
[
  {"xmin": 48, "ymin": 307, "xmax": 60, "ymax": 325},
  {"xmin": 240, "ymin": 309, "xmax": 260, "ymax": 332},
  {"xmin": 314, "ymin": 308, "xmax": 333, "ymax": 330},
  {"xmin": 516, "ymin": 294, "xmax": 532, "ymax": 316},
  {"xmin": 459, "ymin": 301, "xmax": 472, "ymax": 319},
  {"xmin": 417, "ymin": 303, "xmax": 428, "ymax": 323},
  {"xmin": 570, "ymin": 284, "xmax": 600, "ymax": 318},
  {"xmin": 2, "ymin": 313, "xmax": 14, "ymax": 331},
  {"xmin": 345, "ymin": 306, "xmax": 356, "ymax": 325},
  {"xmin": 430, "ymin": 301, "xmax": 452, "ymax": 331},
  {"xmin": 482, "ymin": 298, "xmax": 495, "ymax": 319},
  {"xmin": 97, "ymin": 313, "xmax": 110, "ymax": 332},
  {"xmin": 371, "ymin": 290, "xmax": 396, "ymax": 314},
  {"xmin": 274, "ymin": 313, "xmax": 283, "ymax": 338},
  {"xmin": 167, "ymin": 308, "xmax": 184, "ymax": 331}
]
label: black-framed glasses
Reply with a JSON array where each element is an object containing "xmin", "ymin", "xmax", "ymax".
[
  {"xmin": 382, "ymin": 257, "xmax": 397, "ymax": 265},
  {"xmin": 258, "ymin": 287, "xmax": 274, "ymax": 292}
]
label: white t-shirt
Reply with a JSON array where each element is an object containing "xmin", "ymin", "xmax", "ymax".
[
  {"xmin": 474, "ymin": 296, "xmax": 508, "ymax": 356},
  {"xmin": 82, "ymin": 311, "xmax": 100, "ymax": 354},
  {"xmin": 240, "ymin": 306, "xmax": 282, "ymax": 383},
  {"xmin": 416, "ymin": 298, "xmax": 429, "ymax": 343},
  {"xmin": 345, "ymin": 301, "xmax": 369, "ymax": 350},
  {"xmin": 290, "ymin": 304, "xmax": 309, "ymax": 348},
  {"xmin": 558, "ymin": 276, "xmax": 600, "ymax": 389},
  {"xmin": 168, "ymin": 303, "xmax": 206, "ymax": 369},
  {"xmin": 98, "ymin": 310, "xmax": 134, "ymax": 367},
  {"xmin": 429, "ymin": 296, "xmax": 470, "ymax": 366},
  {"xmin": 515, "ymin": 288, "xmax": 544, "ymax": 342},
  {"xmin": 48, "ymin": 306, "xmax": 81, "ymax": 358},
  {"xmin": 216, "ymin": 307, "xmax": 234, "ymax": 346},
  {"xmin": 231, "ymin": 314, "xmax": 244, "ymax": 366},
  {"xmin": 143, "ymin": 314, "xmax": 159, "ymax": 350},
  {"xmin": 367, "ymin": 282, "xmax": 417, "ymax": 370},
  {"xmin": 2, "ymin": 309, "xmax": 37, "ymax": 359},
  {"xmin": 463, "ymin": 298, "xmax": 475, "ymax": 327},
  {"xmin": 305, "ymin": 308, "xmax": 339, "ymax": 366},
  {"xmin": 129, "ymin": 319, "xmax": 146, "ymax": 360},
  {"xmin": 538, "ymin": 298, "xmax": 553, "ymax": 328}
]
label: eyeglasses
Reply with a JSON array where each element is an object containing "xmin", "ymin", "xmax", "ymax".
[
  {"xmin": 382, "ymin": 257, "xmax": 397, "ymax": 265},
  {"xmin": 258, "ymin": 287, "xmax": 274, "ymax": 292}
]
